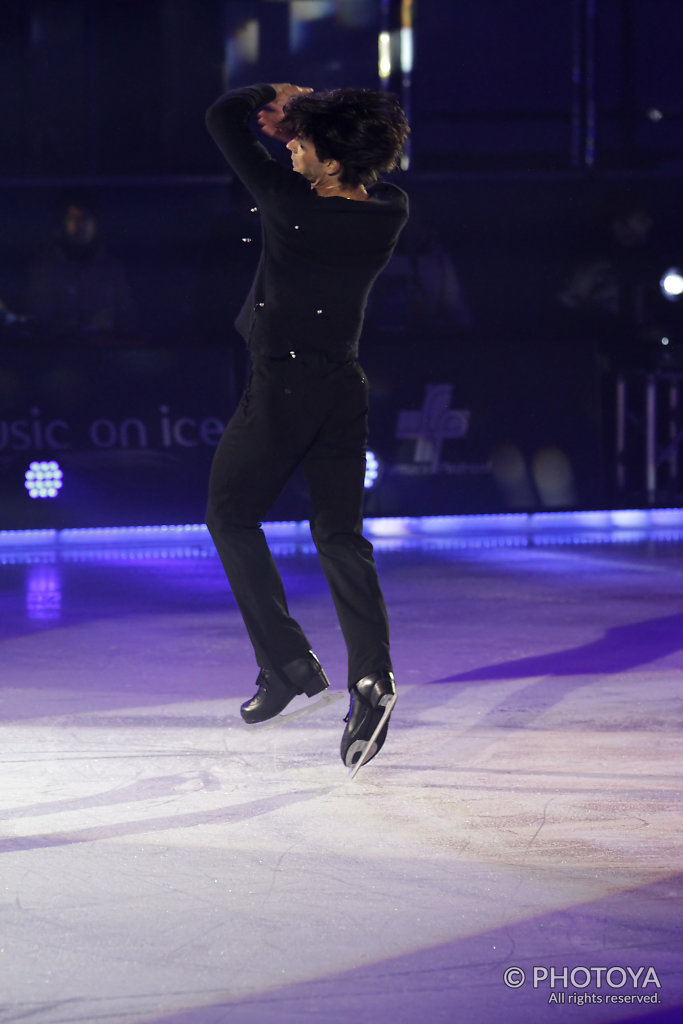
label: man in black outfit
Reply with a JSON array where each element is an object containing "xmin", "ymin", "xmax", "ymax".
[{"xmin": 205, "ymin": 81, "xmax": 409, "ymax": 773}]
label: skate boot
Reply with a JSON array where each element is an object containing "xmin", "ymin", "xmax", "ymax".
[
  {"xmin": 240, "ymin": 651, "xmax": 330, "ymax": 724},
  {"xmin": 340, "ymin": 672, "xmax": 397, "ymax": 776}
]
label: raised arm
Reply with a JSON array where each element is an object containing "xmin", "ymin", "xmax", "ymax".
[
  {"xmin": 205, "ymin": 83, "xmax": 312, "ymax": 195},
  {"xmin": 205, "ymin": 84, "xmax": 277, "ymax": 192}
]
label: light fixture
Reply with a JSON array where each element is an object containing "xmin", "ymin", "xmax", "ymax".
[
  {"xmin": 364, "ymin": 450, "xmax": 380, "ymax": 489},
  {"xmin": 378, "ymin": 30, "xmax": 392, "ymax": 79},
  {"xmin": 660, "ymin": 267, "xmax": 683, "ymax": 301},
  {"xmin": 25, "ymin": 461, "xmax": 63, "ymax": 499}
]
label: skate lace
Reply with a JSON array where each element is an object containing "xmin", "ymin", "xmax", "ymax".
[{"xmin": 343, "ymin": 694, "xmax": 354, "ymax": 723}]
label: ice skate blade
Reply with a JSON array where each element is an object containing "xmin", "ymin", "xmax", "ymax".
[
  {"xmin": 349, "ymin": 693, "xmax": 397, "ymax": 779},
  {"xmin": 257, "ymin": 690, "xmax": 342, "ymax": 730}
]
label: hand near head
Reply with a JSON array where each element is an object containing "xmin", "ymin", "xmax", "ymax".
[
  {"xmin": 258, "ymin": 83, "xmax": 313, "ymax": 142},
  {"xmin": 270, "ymin": 83, "xmax": 313, "ymax": 106},
  {"xmin": 257, "ymin": 103, "xmax": 295, "ymax": 141}
]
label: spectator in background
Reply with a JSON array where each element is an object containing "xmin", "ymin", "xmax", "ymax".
[
  {"xmin": 364, "ymin": 200, "xmax": 472, "ymax": 336},
  {"xmin": 27, "ymin": 193, "xmax": 139, "ymax": 346},
  {"xmin": 556, "ymin": 191, "xmax": 679, "ymax": 370}
]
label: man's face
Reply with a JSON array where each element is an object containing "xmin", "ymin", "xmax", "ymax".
[
  {"xmin": 286, "ymin": 136, "xmax": 327, "ymax": 183},
  {"xmin": 64, "ymin": 205, "xmax": 97, "ymax": 246}
]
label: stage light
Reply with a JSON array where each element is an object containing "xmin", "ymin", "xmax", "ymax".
[
  {"xmin": 364, "ymin": 450, "xmax": 380, "ymax": 489},
  {"xmin": 24, "ymin": 460, "xmax": 63, "ymax": 499},
  {"xmin": 225, "ymin": 19, "xmax": 259, "ymax": 73},
  {"xmin": 660, "ymin": 267, "xmax": 683, "ymax": 301},
  {"xmin": 400, "ymin": 26, "xmax": 413, "ymax": 72},
  {"xmin": 378, "ymin": 31, "xmax": 392, "ymax": 79}
]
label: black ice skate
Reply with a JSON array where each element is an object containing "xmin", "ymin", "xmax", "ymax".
[
  {"xmin": 340, "ymin": 672, "xmax": 397, "ymax": 777},
  {"xmin": 240, "ymin": 651, "xmax": 330, "ymax": 724}
]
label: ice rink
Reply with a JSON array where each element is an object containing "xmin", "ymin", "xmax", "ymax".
[{"xmin": 1, "ymin": 514, "xmax": 682, "ymax": 1024}]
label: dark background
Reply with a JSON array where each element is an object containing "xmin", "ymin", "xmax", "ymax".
[{"xmin": 1, "ymin": 0, "xmax": 682, "ymax": 529}]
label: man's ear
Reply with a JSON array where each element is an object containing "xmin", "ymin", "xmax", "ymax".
[{"xmin": 326, "ymin": 158, "xmax": 342, "ymax": 177}]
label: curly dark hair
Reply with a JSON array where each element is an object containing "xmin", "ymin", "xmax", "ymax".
[{"xmin": 282, "ymin": 88, "xmax": 410, "ymax": 188}]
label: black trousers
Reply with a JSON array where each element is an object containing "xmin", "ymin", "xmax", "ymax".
[{"xmin": 206, "ymin": 353, "xmax": 393, "ymax": 689}]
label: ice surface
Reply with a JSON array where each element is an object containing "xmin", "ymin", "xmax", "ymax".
[{"xmin": 1, "ymin": 530, "xmax": 682, "ymax": 1023}]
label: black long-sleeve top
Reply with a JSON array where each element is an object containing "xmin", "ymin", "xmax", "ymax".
[{"xmin": 205, "ymin": 84, "xmax": 408, "ymax": 360}]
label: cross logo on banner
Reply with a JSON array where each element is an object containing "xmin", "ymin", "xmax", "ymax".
[{"xmin": 395, "ymin": 384, "xmax": 470, "ymax": 472}]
